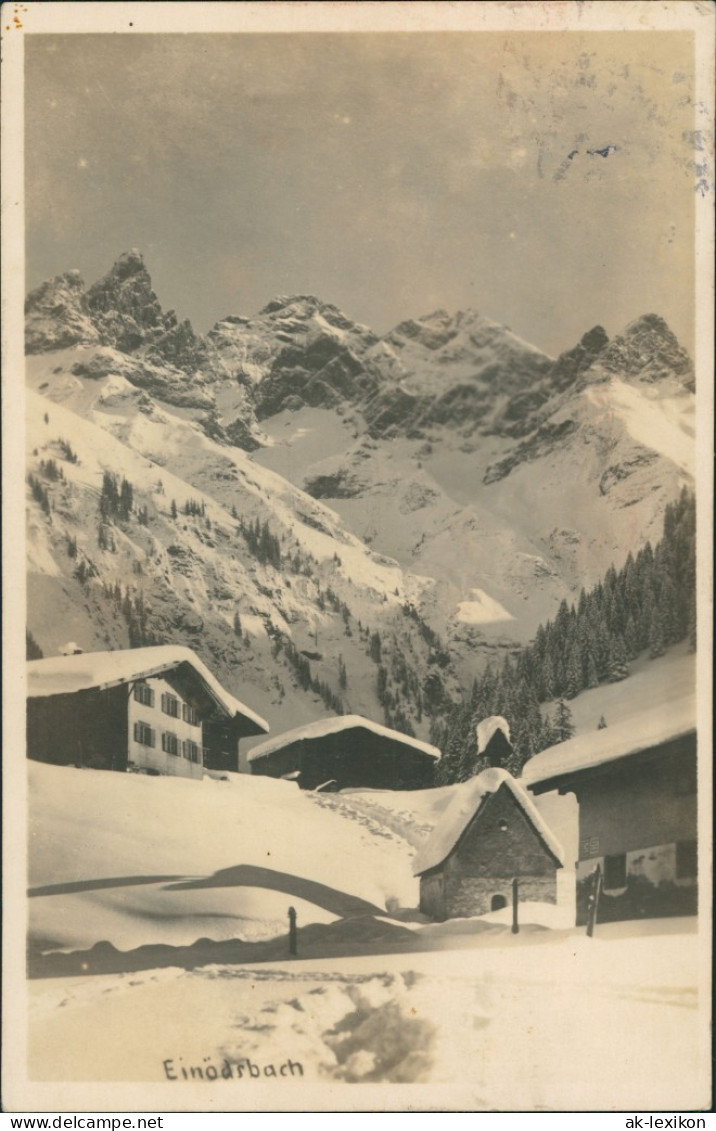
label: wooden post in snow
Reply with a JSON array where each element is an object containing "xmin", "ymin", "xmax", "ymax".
[
  {"xmin": 586, "ymin": 864, "xmax": 602, "ymax": 938},
  {"xmin": 511, "ymin": 877, "xmax": 519, "ymax": 934},
  {"xmin": 288, "ymin": 905, "xmax": 297, "ymax": 955}
]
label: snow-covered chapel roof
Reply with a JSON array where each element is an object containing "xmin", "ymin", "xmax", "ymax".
[
  {"xmin": 248, "ymin": 714, "xmax": 441, "ymax": 763},
  {"xmin": 412, "ymin": 767, "xmax": 564, "ymax": 876},
  {"xmin": 27, "ymin": 645, "xmax": 269, "ymax": 734},
  {"xmin": 522, "ymin": 697, "xmax": 695, "ymax": 793}
]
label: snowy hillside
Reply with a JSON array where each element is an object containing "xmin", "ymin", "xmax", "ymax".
[
  {"xmin": 25, "ymin": 383, "xmax": 459, "ymax": 744},
  {"xmin": 28, "ymin": 762, "xmax": 419, "ymax": 954}
]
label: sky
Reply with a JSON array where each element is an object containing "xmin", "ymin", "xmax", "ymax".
[{"xmin": 25, "ymin": 31, "xmax": 697, "ymax": 357}]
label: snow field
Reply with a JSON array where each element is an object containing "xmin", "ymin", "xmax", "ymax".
[
  {"xmin": 27, "ymin": 923, "xmax": 706, "ymax": 1106},
  {"xmin": 28, "ymin": 762, "xmax": 419, "ymax": 953},
  {"xmin": 586, "ymin": 378, "xmax": 695, "ymax": 476}
]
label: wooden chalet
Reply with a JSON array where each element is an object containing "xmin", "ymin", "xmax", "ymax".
[
  {"xmin": 247, "ymin": 715, "xmax": 440, "ymax": 791},
  {"xmin": 27, "ymin": 646, "xmax": 269, "ymax": 778},
  {"xmin": 522, "ymin": 699, "xmax": 697, "ymax": 923}
]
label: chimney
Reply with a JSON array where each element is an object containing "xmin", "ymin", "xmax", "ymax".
[{"xmin": 476, "ymin": 715, "xmax": 512, "ymax": 768}]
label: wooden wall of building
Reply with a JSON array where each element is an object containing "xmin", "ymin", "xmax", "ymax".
[
  {"xmin": 27, "ymin": 686, "xmax": 128, "ymax": 771},
  {"xmin": 250, "ymin": 728, "xmax": 436, "ymax": 791},
  {"xmin": 576, "ymin": 736, "xmax": 697, "ymax": 861}
]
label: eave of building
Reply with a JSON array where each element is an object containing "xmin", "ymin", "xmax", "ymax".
[
  {"xmin": 26, "ymin": 647, "xmax": 269, "ymax": 738},
  {"xmin": 526, "ymin": 732, "xmax": 695, "ymax": 797},
  {"xmin": 247, "ymin": 714, "xmax": 441, "ymax": 763}
]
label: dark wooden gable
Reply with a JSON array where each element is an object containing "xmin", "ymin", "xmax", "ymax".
[{"xmin": 482, "ymin": 727, "xmax": 512, "ymax": 768}]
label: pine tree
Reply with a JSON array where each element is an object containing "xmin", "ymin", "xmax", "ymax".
[
  {"xmin": 607, "ymin": 634, "xmax": 629, "ymax": 682},
  {"xmin": 623, "ymin": 613, "xmax": 640, "ymax": 660},
  {"xmin": 539, "ymin": 711, "xmax": 556, "ymax": 749},
  {"xmin": 687, "ymin": 598, "xmax": 696, "ymax": 653},
  {"xmin": 597, "ymin": 715, "xmax": 607, "ymax": 729},
  {"xmin": 658, "ymin": 574, "xmax": 680, "ymax": 646},
  {"xmin": 440, "ymin": 702, "xmax": 472, "ymax": 783},
  {"xmin": 649, "ymin": 618, "xmax": 666, "ymax": 659},
  {"xmin": 565, "ymin": 647, "xmax": 583, "ymax": 699},
  {"xmin": 639, "ymin": 582, "xmax": 656, "ymax": 653},
  {"xmin": 376, "ymin": 665, "xmax": 388, "ymax": 705},
  {"xmin": 170, "ymin": 499, "xmax": 178, "ymax": 520},
  {"xmin": 119, "ymin": 478, "xmax": 133, "ymax": 521},
  {"xmin": 510, "ymin": 717, "xmax": 535, "ymax": 776},
  {"xmin": 539, "ymin": 651, "xmax": 555, "ymax": 701},
  {"xmin": 585, "ymin": 651, "xmax": 599, "ymax": 690},
  {"xmin": 553, "ymin": 698, "xmax": 575, "ymax": 743}
]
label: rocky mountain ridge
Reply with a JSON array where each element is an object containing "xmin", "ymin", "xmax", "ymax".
[
  {"xmin": 25, "ymin": 250, "xmax": 696, "ymax": 740},
  {"xmin": 26, "ymin": 252, "xmax": 695, "ymax": 456}
]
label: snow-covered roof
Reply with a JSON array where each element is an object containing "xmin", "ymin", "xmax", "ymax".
[
  {"xmin": 522, "ymin": 698, "xmax": 696, "ymax": 792},
  {"xmin": 247, "ymin": 714, "xmax": 441, "ymax": 763},
  {"xmin": 59, "ymin": 642, "xmax": 84, "ymax": 656},
  {"xmin": 476, "ymin": 715, "xmax": 511, "ymax": 755},
  {"xmin": 27, "ymin": 645, "xmax": 269, "ymax": 734},
  {"xmin": 413, "ymin": 767, "xmax": 564, "ymax": 875}
]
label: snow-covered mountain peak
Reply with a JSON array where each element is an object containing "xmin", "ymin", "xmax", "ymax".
[
  {"xmin": 258, "ymin": 293, "xmax": 361, "ymax": 327},
  {"xmin": 582, "ymin": 312, "xmax": 694, "ymax": 392},
  {"xmin": 84, "ymin": 249, "xmax": 173, "ymax": 352},
  {"xmin": 386, "ymin": 306, "xmax": 551, "ymax": 362},
  {"xmin": 102, "ymin": 248, "xmax": 147, "ymax": 280},
  {"xmin": 25, "ymin": 269, "xmax": 100, "ymax": 354}
]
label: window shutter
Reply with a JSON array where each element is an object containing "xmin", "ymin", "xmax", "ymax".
[
  {"xmin": 134, "ymin": 721, "xmax": 139, "ymax": 742},
  {"xmin": 150, "ymin": 727, "xmax": 155, "ymax": 748},
  {"xmin": 149, "ymin": 688, "xmax": 155, "ymax": 708}
]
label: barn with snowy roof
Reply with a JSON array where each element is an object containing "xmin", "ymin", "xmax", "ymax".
[
  {"xmin": 27, "ymin": 646, "xmax": 269, "ymax": 778},
  {"xmin": 413, "ymin": 767, "xmax": 564, "ymax": 921},
  {"xmin": 522, "ymin": 699, "xmax": 697, "ymax": 923},
  {"xmin": 247, "ymin": 715, "xmax": 440, "ymax": 791}
]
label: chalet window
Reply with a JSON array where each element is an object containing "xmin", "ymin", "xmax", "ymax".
[
  {"xmin": 133, "ymin": 683, "xmax": 154, "ymax": 708},
  {"xmin": 161, "ymin": 692, "xmax": 180, "ymax": 719},
  {"xmin": 582, "ymin": 837, "xmax": 600, "ymax": 858},
  {"xmin": 498, "ymin": 818, "xmax": 509, "ymax": 833},
  {"xmin": 603, "ymin": 853, "xmax": 627, "ymax": 890},
  {"xmin": 133, "ymin": 721, "xmax": 155, "ymax": 747},
  {"xmin": 676, "ymin": 840, "xmax": 697, "ymax": 879},
  {"xmin": 182, "ymin": 703, "xmax": 199, "ymax": 726},
  {"xmin": 162, "ymin": 731, "xmax": 180, "ymax": 756},
  {"xmin": 183, "ymin": 740, "xmax": 200, "ymax": 763}
]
